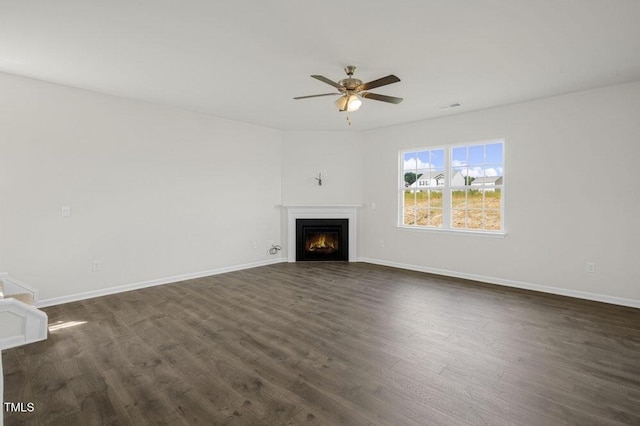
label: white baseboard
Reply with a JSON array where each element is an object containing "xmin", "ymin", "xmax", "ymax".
[
  {"xmin": 37, "ymin": 258, "xmax": 287, "ymax": 308},
  {"xmin": 19, "ymin": 256, "xmax": 640, "ymax": 309},
  {"xmin": 357, "ymin": 257, "xmax": 640, "ymax": 309}
]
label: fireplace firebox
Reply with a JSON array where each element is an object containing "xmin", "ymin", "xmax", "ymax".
[{"xmin": 296, "ymin": 218, "xmax": 348, "ymax": 261}]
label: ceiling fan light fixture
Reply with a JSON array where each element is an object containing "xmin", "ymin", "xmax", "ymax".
[
  {"xmin": 335, "ymin": 94, "xmax": 362, "ymax": 112},
  {"xmin": 334, "ymin": 95, "xmax": 347, "ymax": 111},
  {"xmin": 347, "ymin": 94, "xmax": 362, "ymax": 111}
]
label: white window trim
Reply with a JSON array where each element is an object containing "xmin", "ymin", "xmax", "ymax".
[
  {"xmin": 397, "ymin": 225, "xmax": 507, "ymax": 238},
  {"xmin": 398, "ymin": 138, "xmax": 505, "ymax": 234}
]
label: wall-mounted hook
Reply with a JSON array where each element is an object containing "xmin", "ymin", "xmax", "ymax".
[{"xmin": 315, "ymin": 173, "xmax": 322, "ymax": 186}]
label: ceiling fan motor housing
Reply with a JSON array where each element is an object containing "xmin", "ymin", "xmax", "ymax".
[
  {"xmin": 340, "ymin": 65, "xmax": 361, "ymax": 90},
  {"xmin": 338, "ymin": 78, "xmax": 363, "ymax": 91}
]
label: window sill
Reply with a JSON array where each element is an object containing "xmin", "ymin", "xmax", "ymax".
[{"xmin": 397, "ymin": 225, "xmax": 507, "ymax": 238}]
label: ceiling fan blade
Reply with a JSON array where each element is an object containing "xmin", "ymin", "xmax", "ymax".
[
  {"xmin": 293, "ymin": 93, "xmax": 341, "ymax": 100},
  {"xmin": 356, "ymin": 75, "xmax": 401, "ymax": 91},
  {"xmin": 311, "ymin": 75, "xmax": 344, "ymax": 90},
  {"xmin": 361, "ymin": 92, "xmax": 404, "ymax": 104}
]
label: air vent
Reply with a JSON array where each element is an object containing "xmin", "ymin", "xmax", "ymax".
[{"xmin": 439, "ymin": 103, "xmax": 462, "ymax": 110}]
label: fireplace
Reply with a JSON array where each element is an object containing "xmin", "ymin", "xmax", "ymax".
[
  {"xmin": 296, "ymin": 218, "xmax": 349, "ymax": 261},
  {"xmin": 284, "ymin": 204, "xmax": 359, "ymax": 262}
]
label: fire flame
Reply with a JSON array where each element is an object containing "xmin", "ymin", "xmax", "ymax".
[{"xmin": 307, "ymin": 233, "xmax": 338, "ymax": 252}]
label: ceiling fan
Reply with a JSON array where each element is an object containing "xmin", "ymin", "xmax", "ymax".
[{"xmin": 294, "ymin": 65, "xmax": 403, "ymax": 112}]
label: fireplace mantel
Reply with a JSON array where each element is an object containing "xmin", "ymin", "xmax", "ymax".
[{"xmin": 282, "ymin": 204, "xmax": 360, "ymax": 262}]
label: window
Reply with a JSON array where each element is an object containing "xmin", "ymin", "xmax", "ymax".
[
  {"xmin": 400, "ymin": 140, "xmax": 504, "ymax": 232},
  {"xmin": 401, "ymin": 148, "xmax": 445, "ymax": 227}
]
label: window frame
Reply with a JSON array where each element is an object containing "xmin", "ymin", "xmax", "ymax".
[{"xmin": 398, "ymin": 139, "xmax": 505, "ymax": 236}]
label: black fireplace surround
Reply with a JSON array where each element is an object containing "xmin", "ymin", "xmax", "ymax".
[{"xmin": 296, "ymin": 218, "xmax": 349, "ymax": 261}]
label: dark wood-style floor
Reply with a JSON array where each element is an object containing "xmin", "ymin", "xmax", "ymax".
[{"xmin": 3, "ymin": 263, "xmax": 640, "ymax": 425}]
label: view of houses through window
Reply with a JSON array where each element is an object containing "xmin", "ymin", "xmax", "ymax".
[{"xmin": 401, "ymin": 140, "xmax": 504, "ymax": 232}]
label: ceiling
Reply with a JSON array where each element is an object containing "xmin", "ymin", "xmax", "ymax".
[{"xmin": 2, "ymin": 0, "xmax": 640, "ymax": 131}]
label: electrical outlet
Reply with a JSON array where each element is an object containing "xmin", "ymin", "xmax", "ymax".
[
  {"xmin": 585, "ymin": 262, "xmax": 595, "ymax": 273},
  {"xmin": 252, "ymin": 241, "xmax": 258, "ymax": 249},
  {"xmin": 61, "ymin": 206, "xmax": 71, "ymax": 217},
  {"xmin": 371, "ymin": 202, "xmax": 377, "ymax": 210},
  {"xmin": 91, "ymin": 260, "xmax": 101, "ymax": 272},
  {"xmin": 379, "ymin": 240, "xmax": 385, "ymax": 248}
]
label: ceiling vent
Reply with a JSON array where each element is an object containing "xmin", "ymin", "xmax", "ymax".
[{"xmin": 439, "ymin": 103, "xmax": 462, "ymax": 110}]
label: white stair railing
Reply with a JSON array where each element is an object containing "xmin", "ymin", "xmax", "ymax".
[
  {"xmin": 1, "ymin": 350, "xmax": 4, "ymax": 426},
  {"xmin": 0, "ymin": 275, "xmax": 47, "ymax": 425},
  {"xmin": 0, "ymin": 298, "xmax": 48, "ymax": 351}
]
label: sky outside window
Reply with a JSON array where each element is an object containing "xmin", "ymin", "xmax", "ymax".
[
  {"xmin": 451, "ymin": 142, "xmax": 503, "ymax": 178},
  {"xmin": 403, "ymin": 149, "xmax": 444, "ymax": 172}
]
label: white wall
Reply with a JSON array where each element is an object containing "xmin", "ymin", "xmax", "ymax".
[
  {"xmin": 360, "ymin": 82, "xmax": 640, "ymax": 305},
  {"xmin": 0, "ymin": 72, "xmax": 283, "ymax": 303},
  {"xmin": 281, "ymin": 131, "xmax": 364, "ymax": 205}
]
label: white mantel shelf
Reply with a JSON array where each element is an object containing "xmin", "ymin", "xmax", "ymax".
[{"xmin": 282, "ymin": 204, "xmax": 361, "ymax": 262}]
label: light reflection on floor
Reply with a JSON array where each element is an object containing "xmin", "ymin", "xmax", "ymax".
[{"xmin": 47, "ymin": 320, "xmax": 87, "ymax": 332}]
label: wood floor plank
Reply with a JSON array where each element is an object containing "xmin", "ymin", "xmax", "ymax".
[{"xmin": 4, "ymin": 262, "xmax": 640, "ymax": 425}]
